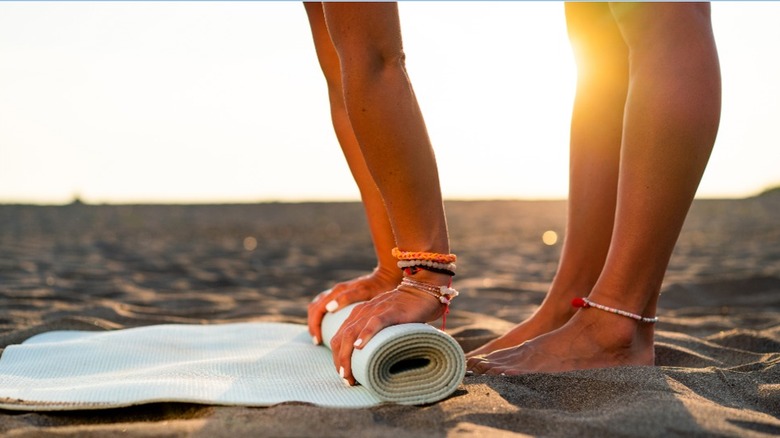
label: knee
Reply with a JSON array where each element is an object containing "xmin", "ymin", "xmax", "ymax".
[
  {"xmin": 334, "ymin": 42, "xmax": 408, "ymax": 82},
  {"xmin": 609, "ymin": 3, "xmax": 714, "ymax": 53},
  {"xmin": 611, "ymin": 3, "xmax": 719, "ymax": 88}
]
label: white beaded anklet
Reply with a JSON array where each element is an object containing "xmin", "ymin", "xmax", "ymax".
[{"xmin": 572, "ymin": 297, "xmax": 658, "ymax": 323}]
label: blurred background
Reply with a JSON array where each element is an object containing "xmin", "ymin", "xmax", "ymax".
[{"xmin": 1, "ymin": 2, "xmax": 777, "ymax": 204}]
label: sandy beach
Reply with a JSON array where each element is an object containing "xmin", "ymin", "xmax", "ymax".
[{"xmin": 0, "ymin": 197, "xmax": 778, "ymax": 437}]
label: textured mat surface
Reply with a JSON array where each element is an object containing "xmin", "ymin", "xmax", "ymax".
[{"xmin": 0, "ymin": 304, "xmax": 465, "ymax": 410}]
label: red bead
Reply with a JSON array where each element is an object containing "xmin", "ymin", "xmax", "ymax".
[
  {"xmin": 571, "ymin": 297, "xmax": 587, "ymax": 308},
  {"xmin": 403, "ymin": 266, "xmax": 421, "ymax": 276}
]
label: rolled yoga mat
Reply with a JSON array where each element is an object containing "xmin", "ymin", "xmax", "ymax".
[{"xmin": 0, "ymin": 303, "xmax": 465, "ymax": 410}]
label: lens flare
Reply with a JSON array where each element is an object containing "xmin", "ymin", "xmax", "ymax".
[
  {"xmin": 542, "ymin": 230, "xmax": 558, "ymax": 246},
  {"xmin": 243, "ymin": 236, "xmax": 258, "ymax": 251}
]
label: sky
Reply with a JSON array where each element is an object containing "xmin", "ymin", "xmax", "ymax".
[{"xmin": 0, "ymin": 2, "xmax": 778, "ymax": 204}]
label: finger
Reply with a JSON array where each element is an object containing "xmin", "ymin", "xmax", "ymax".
[
  {"xmin": 307, "ymin": 289, "xmax": 336, "ymax": 344},
  {"xmin": 328, "ymin": 313, "xmax": 356, "ymax": 370},
  {"xmin": 351, "ymin": 312, "xmax": 391, "ymax": 350},
  {"xmin": 307, "ymin": 287, "xmax": 362, "ymax": 345},
  {"xmin": 337, "ymin": 342, "xmax": 355, "ymax": 386},
  {"xmin": 332, "ymin": 304, "xmax": 382, "ymax": 385},
  {"xmin": 318, "ymin": 292, "xmax": 374, "ymax": 352},
  {"xmin": 307, "ymin": 301, "xmax": 326, "ymax": 345},
  {"xmin": 329, "ymin": 332, "xmax": 341, "ymax": 367},
  {"xmin": 339, "ymin": 314, "xmax": 392, "ymax": 385},
  {"xmin": 335, "ymin": 321, "xmax": 363, "ymax": 386}
]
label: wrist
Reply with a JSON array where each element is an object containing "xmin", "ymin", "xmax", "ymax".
[
  {"xmin": 403, "ymin": 269, "xmax": 452, "ymax": 286},
  {"xmin": 396, "ymin": 276, "xmax": 458, "ymax": 330},
  {"xmin": 373, "ymin": 264, "xmax": 403, "ymax": 284}
]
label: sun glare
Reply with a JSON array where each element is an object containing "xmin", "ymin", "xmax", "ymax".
[
  {"xmin": 402, "ymin": 3, "xmax": 576, "ymax": 200},
  {"xmin": 0, "ymin": 3, "xmax": 778, "ymax": 203}
]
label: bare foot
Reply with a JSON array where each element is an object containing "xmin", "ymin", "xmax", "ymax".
[
  {"xmin": 466, "ymin": 299, "xmax": 577, "ymax": 358},
  {"xmin": 466, "ymin": 308, "xmax": 655, "ymax": 374}
]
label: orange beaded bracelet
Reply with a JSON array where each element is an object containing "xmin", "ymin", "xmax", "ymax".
[{"xmin": 391, "ymin": 247, "xmax": 457, "ymax": 264}]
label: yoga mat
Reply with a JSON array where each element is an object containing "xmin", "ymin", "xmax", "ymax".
[{"xmin": 0, "ymin": 303, "xmax": 465, "ymax": 410}]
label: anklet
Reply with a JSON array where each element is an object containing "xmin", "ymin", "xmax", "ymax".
[
  {"xmin": 571, "ymin": 297, "xmax": 658, "ymax": 323},
  {"xmin": 392, "ymin": 247, "xmax": 457, "ymax": 264},
  {"xmin": 400, "ymin": 277, "xmax": 459, "ymax": 330},
  {"xmin": 397, "ymin": 260, "xmax": 456, "ymax": 277}
]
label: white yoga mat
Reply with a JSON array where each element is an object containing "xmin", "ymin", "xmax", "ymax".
[{"xmin": 0, "ymin": 304, "xmax": 465, "ymax": 410}]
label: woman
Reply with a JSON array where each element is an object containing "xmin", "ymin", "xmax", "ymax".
[{"xmin": 304, "ymin": 2, "xmax": 721, "ymax": 381}]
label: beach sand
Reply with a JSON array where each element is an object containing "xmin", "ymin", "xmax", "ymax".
[{"xmin": 0, "ymin": 197, "xmax": 778, "ymax": 437}]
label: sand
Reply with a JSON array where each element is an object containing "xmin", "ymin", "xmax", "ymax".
[{"xmin": 0, "ymin": 197, "xmax": 778, "ymax": 437}]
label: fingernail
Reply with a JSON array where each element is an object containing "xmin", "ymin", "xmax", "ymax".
[
  {"xmin": 339, "ymin": 368, "xmax": 351, "ymax": 386},
  {"xmin": 465, "ymin": 370, "xmax": 474, "ymax": 376},
  {"xmin": 325, "ymin": 300, "xmax": 338, "ymax": 312},
  {"xmin": 312, "ymin": 336, "xmax": 319, "ymax": 345},
  {"xmin": 353, "ymin": 338, "xmax": 363, "ymax": 348}
]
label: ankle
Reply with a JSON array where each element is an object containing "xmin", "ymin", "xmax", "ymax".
[
  {"xmin": 572, "ymin": 296, "xmax": 658, "ymax": 324},
  {"xmin": 569, "ymin": 296, "xmax": 657, "ymax": 350},
  {"xmin": 574, "ymin": 308, "xmax": 649, "ymax": 347},
  {"xmin": 586, "ymin": 286, "xmax": 659, "ymax": 322}
]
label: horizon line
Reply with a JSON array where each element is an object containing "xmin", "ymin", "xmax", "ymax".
[{"xmin": 2, "ymin": 190, "xmax": 776, "ymax": 208}]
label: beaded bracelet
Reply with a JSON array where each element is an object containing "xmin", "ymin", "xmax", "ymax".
[
  {"xmin": 397, "ymin": 259, "xmax": 456, "ymax": 277},
  {"xmin": 402, "ymin": 265, "xmax": 456, "ymax": 277},
  {"xmin": 400, "ymin": 277, "xmax": 460, "ymax": 330},
  {"xmin": 392, "ymin": 247, "xmax": 457, "ymax": 264},
  {"xmin": 401, "ymin": 277, "xmax": 459, "ymax": 305},
  {"xmin": 397, "ymin": 260, "xmax": 457, "ymax": 271},
  {"xmin": 571, "ymin": 297, "xmax": 658, "ymax": 323}
]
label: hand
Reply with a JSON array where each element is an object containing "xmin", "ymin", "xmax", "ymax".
[
  {"xmin": 308, "ymin": 267, "xmax": 400, "ymax": 346},
  {"xmin": 329, "ymin": 283, "xmax": 446, "ymax": 386}
]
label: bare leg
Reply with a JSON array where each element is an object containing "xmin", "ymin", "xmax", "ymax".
[
  {"xmin": 468, "ymin": 2, "xmax": 721, "ymax": 374},
  {"xmin": 303, "ymin": 3, "xmax": 402, "ymax": 346},
  {"xmin": 321, "ymin": 3, "xmax": 449, "ymax": 257},
  {"xmin": 315, "ymin": 3, "xmax": 453, "ymax": 384},
  {"xmin": 468, "ymin": 3, "xmax": 628, "ymax": 357}
]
